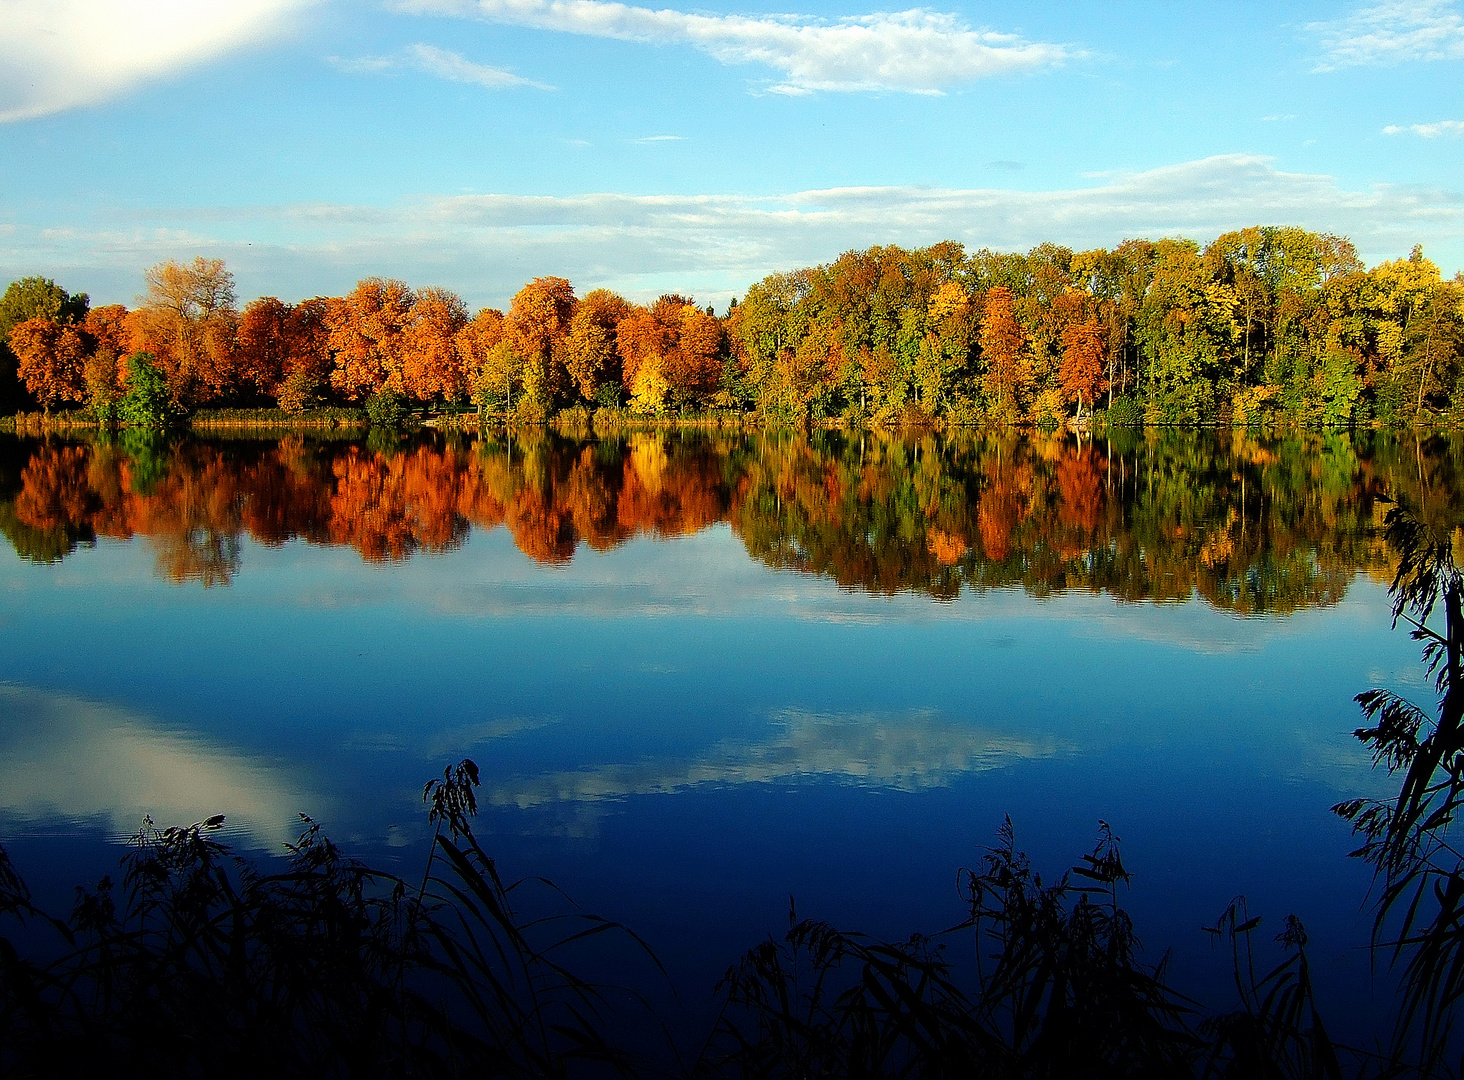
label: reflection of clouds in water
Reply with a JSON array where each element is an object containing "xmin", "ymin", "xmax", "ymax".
[
  {"xmin": 488, "ymin": 708, "xmax": 1060, "ymax": 808},
  {"xmin": 421, "ymin": 715, "xmax": 562, "ymax": 760},
  {"xmin": 0, "ymin": 685, "xmax": 310, "ymax": 848}
]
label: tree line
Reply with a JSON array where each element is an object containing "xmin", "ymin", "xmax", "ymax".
[{"xmin": 1, "ymin": 227, "xmax": 1461, "ymax": 427}]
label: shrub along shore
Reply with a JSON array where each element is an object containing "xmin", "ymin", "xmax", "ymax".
[{"xmin": 1, "ymin": 227, "xmax": 1461, "ymax": 433}]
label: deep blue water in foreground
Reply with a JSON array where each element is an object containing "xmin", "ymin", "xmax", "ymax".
[{"xmin": 0, "ymin": 427, "xmax": 1452, "ymax": 1047}]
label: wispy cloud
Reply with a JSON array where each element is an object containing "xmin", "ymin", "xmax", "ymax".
[
  {"xmin": 6, "ymin": 155, "xmax": 1461, "ymax": 311},
  {"xmin": 330, "ymin": 43, "xmax": 553, "ymax": 89},
  {"xmin": 1308, "ymin": 0, "xmax": 1464, "ymax": 70},
  {"xmin": 395, "ymin": 0, "xmax": 1075, "ymax": 93},
  {"xmin": 1384, "ymin": 118, "xmax": 1464, "ymax": 136},
  {"xmin": 632, "ymin": 134, "xmax": 682, "ymax": 143},
  {"xmin": 0, "ymin": 0, "xmax": 318, "ymax": 123},
  {"xmin": 407, "ymin": 42, "xmax": 554, "ymax": 88}
]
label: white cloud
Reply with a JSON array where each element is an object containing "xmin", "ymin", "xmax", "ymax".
[
  {"xmin": 407, "ymin": 42, "xmax": 554, "ymax": 88},
  {"xmin": 632, "ymin": 134, "xmax": 682, "ymax": 142},
  {"xmin": 1384, "ymin": 118, "xmax": 1464, "ymax": 136},
  {"xmin": 1308, "ymin": 0, "xmax": 1464, "ymax": 70},
  {"xmin": 327, "ymin": 54, "xmax": 397, "ymax": 75},
  {"xmin": 330, "ymin": 43, "xmax": 552, "ymax": 88},
  {"xmin": 396, "ymin": 0, "xmax": 1074, "ymax": 93},
  {"xmin": 4, "ymin": 155, "xmax": 1461, "ymax": 311},
  {"xmin": 0, "ymin": 0, "xmax": 317, "ymax": 123}
]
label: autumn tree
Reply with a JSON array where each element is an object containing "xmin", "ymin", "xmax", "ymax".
[
  {"xmin": 563, "ymin": 289, "xmax": 628, "ymax": 404},
  {"xmin": 980, "ymin": 286, "xmax": 1028, "ymax": 420},
  {"xmin": 81, "ymin": 305, "xmax": 131, "ymax": 423},
  {"xmin": 130, "ymin": 257, "xmax": 240, "ymax": 405},
  {"xmin": 400, "ymin": 287, "xmax": 469, "ymax": 402},
  {"xmin": 0, "ymin": 277, "xmax": 89, "ymax": 409},
  {"xmin": 918, "ymin": 281, "xmax": 977, "ymax": 415},
  {"xmin": 618, "ymin": 295, "xmax": 724, "ymax": 411},
  {"xmin": 327, "ymin": 278, "xmax": 415, "ymax": 401},
  {"xmin": 10, "ymin": 317, "xmax": 86, "ymax": 414},
  {"xmin": 505, "ymin": 277, "xmax": 576, "ymax": 409},
  {"xmin": 1059, "ymin": 317, "xmax": 1108, "ymax": 418},
  {"xmin": 617, "ymin": 300, "xmax": 676, "ymax": 397},
  {"xmin": 237, "ymin": 298, "xmax": 294, "ymax": 398},
  {"xmin": 456, "ymin": 307, "xmax": 510, "ymax": 413},
  {"xmin": 671, "ymin": 301, "xmax": 725, "ymax": 397}
]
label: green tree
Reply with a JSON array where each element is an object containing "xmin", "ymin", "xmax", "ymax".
[{"xmin": 118, "ymin": 352, "xmax": 184, "ymax": 428}]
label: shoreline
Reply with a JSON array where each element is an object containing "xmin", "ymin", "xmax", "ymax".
[{"xmin": 3, "ymin": 411, "xmax": 1461, "ymax": 437}]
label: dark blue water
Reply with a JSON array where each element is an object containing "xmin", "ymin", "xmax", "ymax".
[{"xmin": 0, "ymin": 427, "xmax": 1450, "ymax": 1046}]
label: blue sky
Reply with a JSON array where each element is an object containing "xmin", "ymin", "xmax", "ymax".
[{"xmin": 1, "ymin": 0, "xmax": 1461, "ymax": 311}]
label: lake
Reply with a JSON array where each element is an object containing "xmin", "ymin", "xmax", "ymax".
[{"xmin": 0, "ymin": 425, "xmax": 1457, "ymax": 1047}]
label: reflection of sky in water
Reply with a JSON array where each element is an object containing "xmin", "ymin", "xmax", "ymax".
[
  {"xmin": 0, "ymin": 521, "xmax": 1420, "ymax": 1030},
  {"xmin": 0, "ymin": 685, "xmax": 310, "ymax": 847}
]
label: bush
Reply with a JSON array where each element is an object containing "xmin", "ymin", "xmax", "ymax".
[
  {"xmin": 277, "ymin": 370, "xmax": 323, "ymax": 414},
  {"xmin": 1104, "ymin": 395, "xmax": 1144, "ymax": 427},
  {"xmin": 118, "ymin": 353, "xmax": 183, "ymax": 429},
  {"xmin": 363, "ymin": 390, "xmax": 407, "ymax": 429}
]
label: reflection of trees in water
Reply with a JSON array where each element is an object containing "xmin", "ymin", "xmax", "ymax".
[{"xmin": 1, "ymin": 428, "xmax": 1461, "ymax": 609}]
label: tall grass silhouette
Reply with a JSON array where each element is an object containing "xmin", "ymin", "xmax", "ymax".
[
  {"xmin": 0, "ymin": 761, "xmax": 652, "ymax": 1077},
  {"xmin": 1336, "ymin": 500, "xmax": 1464, "ymax": 1075}
]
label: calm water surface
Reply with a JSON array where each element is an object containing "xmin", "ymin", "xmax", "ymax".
[{"xmin": 2, "ymin": 426, "xmax": 1460, "ymax": 1038}]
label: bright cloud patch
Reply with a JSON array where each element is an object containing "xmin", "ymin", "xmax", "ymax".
[
  {"xmin": 332, "ymin": 44, "xmax": 552, "ymax": 89},
  {"xmin": 6, "ymin": 155, "xmax": 1461, "ymax": 310},
  {"xmin": 397, "ymin": 0, "xmax": 1073, "ymax": 93},
  {"xmin": 1384, "ymin": 119, "xmax": 1464, "ymax": 136},
  {"xmin": 0, "ymin": 0, "xmax": 317, "ymax": 123},
  {"xmin": 1309, "ymin": 0, "xmax": 1464, "ymax": 70}
]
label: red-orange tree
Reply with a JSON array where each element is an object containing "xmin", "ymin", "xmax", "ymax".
[
  {"xmin": 10, "ymin": 317, "xmax": 86, "ymax": 414},
  {"xmin": 401, "ymin": 287, "xmax": 469, "ymax": 402},
  {"xmin": 1059, "ymin": 317, "xmax": 1108, "ymax": 416},
  {"xmin": 327, "ymin": 279, "xmax": 415, "ymax": 400},
  {"xmin": 980, "ymin": 286, "xmax": 1027, "ymax": 418}
]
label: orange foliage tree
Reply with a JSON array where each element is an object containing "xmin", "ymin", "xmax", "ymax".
[
  {"xmin": 81, "ymin": 306, "xmax": 131, "ymax": 419},
  {"xmin": 673, "ymin": 303, "xmax": 725, "ymax": 396},
  {"xmin": 980, "ymin": 286, "xmax": 1027, "ymax": 420},
  {"xmin": 455, "ymin": 308, "xmax": 508, "ymax": 412},
  {"xmin": 129, "ymin": 257, "xmax": 239, "ymax": 405},
  {"xmin": 237, "ymin": 298, "xmax": 293, "ymax": 397},
  {"xmin": 326, "ymin": 279, "xmax": 415, "ymax": 401},
  {"xmin": 618, "ymin": 295, "xmax": 724, "ymax": 411},
  {"xmin": 10, "ymin": 317, "xmax": 86, "ymax": 414},
  {"xmin": 238, "ymin": 297, "xmax": 336, "ymax": 409},
  {"xmin": 1058, "ymin": 317, "xmax": 1108, "ymax": 417},
  {"xmin": 401, "ymin": 287, "xmax": 469, "ymax": 403},
  {"xmin": 83, "ymin": 306, "xmax": 129, "ymax": 357}
]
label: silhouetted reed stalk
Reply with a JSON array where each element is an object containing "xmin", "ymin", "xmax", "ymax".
[
  {"xmin": 696, "ymin": 818, "xmax": 1359, "ymax": 1078},
  {"xmin": 1336, "ymin": 500, "xmax": 1464, "ymax": 1074},
  {"xmin": 0, "ymin": 761, "xmax": 652, "ymax": 1078}
]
